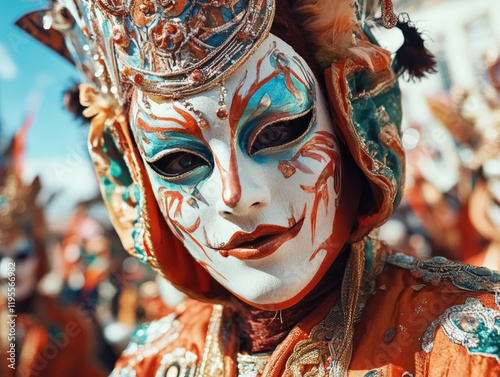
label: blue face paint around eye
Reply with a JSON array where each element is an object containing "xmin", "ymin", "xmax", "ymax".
[
  {"xmin": 132, "ymin": 108, "xmax": 214, "ymax": 185},
  {"xmin": 237, "ymin": 70, "xmax": 315, "ymax": 158},
  {"xmin": 145, "ymin": 138, "xmax": 213, "ymax": 186}
]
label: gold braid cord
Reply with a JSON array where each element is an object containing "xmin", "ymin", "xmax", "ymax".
[
  {"xmin": 285, "ymin": 236, "xmax": 389, "ymax": 376},
  {"xmin": 328, "ymin": 239, "xmax": 365, "ymax": 376},
  {"xmin": 196, "ymin": 305, "xmax": 226, "ymax": 377}
]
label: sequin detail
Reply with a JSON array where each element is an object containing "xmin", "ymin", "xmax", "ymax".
[
  {"xmin": 383, "ymin": 328, "xmax": 396, "ymax": 343},
  {"xmin": 363, "ymin": 370, "xmax": 383, "ymax": 377},
  {"xmin": 237, "ymin": 353, "xmax": 270, "ymax": 377},
  {"xmin": 122, "ymin": 313, "xmax": 182, "ymax": 357},
  {"xmin": 112, "ymin": 365, "xmax": 137, "ymax": 377},
  {"xmin": 156, "ymin": 348, "xmax": 198, "ymax": 377},
  {"xmin": 422, "ymin": 298, "xmax": 500, "ymax": 361}
]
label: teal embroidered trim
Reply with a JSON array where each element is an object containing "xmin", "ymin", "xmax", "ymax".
[
  {"xmin": 386, "ymin": 253, "xmax": 500, "ymax": 292},
  {"xmin": 122, "ymin": 313, "xmax": 182, "ymax": 356},
  {"xmin": 421, "ymin": 298, "xmax": 500, "ymax": 361}
]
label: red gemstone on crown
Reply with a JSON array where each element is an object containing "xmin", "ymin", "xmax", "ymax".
[
  {"xmin": 113, "ymin": 31, "xmax": 130, "ymax": 48},
  {"xmin": 134, "ymin": 74, "xmax": 144, "ymax": 84},
  {"xmin": 167, "ymin": 24, "xmax": 178, "ymax": 34},
  {"xmin": 191, "ymin": 69, "xmax": 204, "ymax": 82},
  {"xmin": 113, "ymin": 32, "xmax": 123, "ymax": 44},
  {"xmin": 237, "ymin": 30, "xmax": 248, "ymax": 41}
]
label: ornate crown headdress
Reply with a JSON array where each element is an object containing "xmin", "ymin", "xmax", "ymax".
[
  {"xmin": 27, "ymin": 0, "xmax": 274, "ymax": 102},
  {"xmin": 427, "ymin": 48, "xmax": 500, "ymax": 171}
]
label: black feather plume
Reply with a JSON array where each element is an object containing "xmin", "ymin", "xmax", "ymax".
[{"xmin": 393, "ymin": 13, "xmax": 438, "ymax": 81}]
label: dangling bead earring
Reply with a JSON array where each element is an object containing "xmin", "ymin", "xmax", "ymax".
[
  {"xmin": 179, "ymin": 99, "xmax": 209, "ymax": 129},
  {"xmin": 216, "ymin": 82, "xmax": 228, "ymax": 120},
  {"xmin": 142, "ymin": 94, "xmax": 152, "ymax": 110}
]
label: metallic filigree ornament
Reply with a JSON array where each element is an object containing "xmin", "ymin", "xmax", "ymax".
[{"xmin": 43, "ymin": 0, "xmax": 275, "ymax": 101}]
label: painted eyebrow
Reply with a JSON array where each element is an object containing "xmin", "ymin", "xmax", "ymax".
[
  {"xmin": 134, "ymin": 102, "xmax": 208, "ymax": 144},
  {"xmin": 135, "ymin": 103, "xmax": 203, "ymax": 139},
  {"xmin": 229, "ymin": 46, "xmax": 314, "ymax": 130},
  {"xmin": 234, "ymin": 72, "xmax": 314, "ymax": 150}
]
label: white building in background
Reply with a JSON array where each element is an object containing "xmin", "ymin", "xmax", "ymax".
[{"xmin": 393, "ymin": 0, "xmax": 500, "ymax": 128}]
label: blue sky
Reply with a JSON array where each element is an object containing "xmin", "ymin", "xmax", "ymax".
[{"xmin": 1, "ymin": 1, "xmax": 99, "ymax": 221}]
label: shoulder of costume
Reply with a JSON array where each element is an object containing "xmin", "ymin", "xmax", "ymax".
[
  {"xmin": 110, "ymin": 299, "xmax": 215, "ymax": 376},
  {"xmin": 385, "ymin": 252, "xmax": 500, "ymax": 294},
  {"xmin": 384, "ymin": 251, "xmax": 500, "ymax": 362},
  {"xmin": 358, "ymin": 245, "xmax": 500, "ymax": 366}
]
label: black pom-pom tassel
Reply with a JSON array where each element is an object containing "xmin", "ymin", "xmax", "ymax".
[
  {"xmin": 393, "ymin": 13, "xmax": 438, "ymax": 81},
  {"xmin": 63, "ymin": 83, "xmax": 89, "ymax": 125}
]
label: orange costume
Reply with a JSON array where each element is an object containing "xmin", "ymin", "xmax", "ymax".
[
  {"xmin": 111, "ymin": 241, "xmax": 500, "ymax": 376},
  {"xmin": 0, "ymin": 295, "xmax": 106, "ymax": 377},
  {"xmin": 16, "ymin": 0, "xmax": 500, "ymax": 375},
  {"xmin": 0, "ymin": 131, "xmax": 107, "ymax": 376}
]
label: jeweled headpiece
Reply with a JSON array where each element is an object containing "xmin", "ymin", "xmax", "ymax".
[
  {"xmin": 96, "ymin": 0, "xmax": 274, "ymax": 98},
  {"xmin": 22, "ymin": 0, "xmax": 273, "ymax": 101}
]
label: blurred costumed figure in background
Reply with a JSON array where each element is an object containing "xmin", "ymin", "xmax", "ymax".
[
  {"xmin": 0, "ymin": 123, "xmax": 107, "ymax": 376},
  {"xmin": 54, "ymin": 178, "xmax": 181, "ymax": 359},
  {"xmin": 427, "ymin": 47, "xmax": 500, "ymax": 271},
  {"xmin": 17, "ymin": 0, "xmax": 500, "ymax": 375},
  {"xmin": 394, "ymin": 119, "xmax": 463, "ymax": 260}
]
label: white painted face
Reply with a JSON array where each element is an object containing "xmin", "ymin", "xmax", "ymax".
[
  {"xmin": 0, "ymin": 231, "xmax": 39, "ymax": 301},
  {"xmin": 130, "ymin": 34, "xmax": 342, "ymax": 310}
]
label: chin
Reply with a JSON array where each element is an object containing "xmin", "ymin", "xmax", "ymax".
[{"xmin": 228, "ymin": 278, "xmax": 309, "ymax": 311}]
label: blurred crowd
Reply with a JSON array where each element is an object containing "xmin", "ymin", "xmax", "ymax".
[
  {"xmin": 0, "ymin": 127, "xmax": 186, "ymax": 375},
  {"xmin": 2, "ymin": 1, "xmax": 500, "ymax": 375},
  {"xmin": 380, "ymin": 47, "xmax": 500, "ymax": 272}
]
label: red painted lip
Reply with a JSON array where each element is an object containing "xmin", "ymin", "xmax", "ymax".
[{"xmin": 214, "ymin": 218, "xmax": 305, "ymax": 260}]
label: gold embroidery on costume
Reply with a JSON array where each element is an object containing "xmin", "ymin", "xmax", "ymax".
[
  {"xmin": 386, "ymin": 253, "xmax": 500, "ymax": 292},
  {"xmin": 237, "ymin": 353, "xmax": 270, "ymax": 377},
  {"xmin": 422, "ymin": 297, "xmax": 500, "ymax": 361},
  {"xmin": 285, "ymin": 237, "xmax": 389, "ymax": 376},
  {"xmin": 111, "ymin": 313, "xmax": 183, "ymax": 376},
  {"xmin": 156, "ymin": 348, "xmax": 198, "ymax": 377},
  {"xmin": 196, "ymin": 305, "xmax": 225, "ymax": 377}
]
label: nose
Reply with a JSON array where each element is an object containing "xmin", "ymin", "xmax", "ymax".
[
  {"xmin": 218, "ymin": 196, "xmax": 266, "ymax": 218},
  {"xmin": 216, "ymin": 161, "xmax": 270, "ymax": 218}
]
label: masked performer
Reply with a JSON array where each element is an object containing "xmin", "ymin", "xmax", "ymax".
[
  {"xmin": 0, "ymin": 131, "xmax": 107, "ymax": 376},
  {"xmin": 17, "ymin": 0, "xmax": 500, "ymax": 375},
  {"xmin": 427, "ymin": 49, "xmax": 500, "ymax": 271}
]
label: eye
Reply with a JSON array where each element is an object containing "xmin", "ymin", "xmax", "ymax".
[
  {"xmin": 148, "ymin": 150, "xmax": 210, "ymax": 179},
  {"xmin": 16, "ymin": 247, "xmax": 34, "ymax": 262},
  {"xmin": 249, "ymin": 108, "xmax": 313, "ymax": 155}
]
